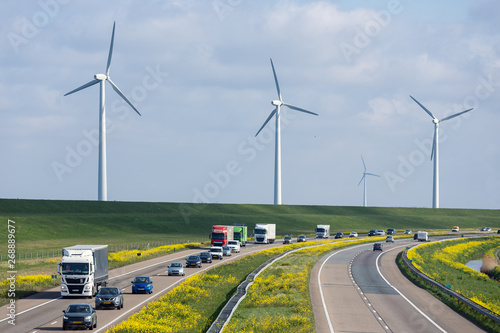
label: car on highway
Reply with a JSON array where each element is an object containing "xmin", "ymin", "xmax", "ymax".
[
  {"xmin": 95, "ymin": 287, "xmax": 123, "ymax": 310},
  {"xmin": 349, "ymin": 231, "xmax": 358, "ymax": 237},
  {"xmin": 334, "ymin": 232, "xmax": 344, "ymax": 239},
  {"xmin": 210, "ymin": 246, "xmax": 224, "ymax": 260},
  {"xmin": 404, "ymin": 229, "xmax": 412, "ymax": 234},
  {"xmin": 283, "ymin": 236, "xmax": 293, "ymax": 244},
  {"xmin": 62, "ymin": 303, "xmax": 97, "ymax": 330},
  {"xmin": 373, "ymin": 243, "xmax": 383, "ymax": 251},
  {"xmin": 480, "ymin": 227, "xmax": 492, "ymax": 231},
  {"xmin": 498, "ymin": 229, "xmax": 500, "ymax": 234},
  {"xmin": 131, "ymin": 276, "xmax": 153, "ymax": 294},
  {"xmin": 452, "ymin": 226, "xmax": 460, "ymax": 232},
  {"xmin": 168, "ymin": 262, "xmax": 185, "ymax": 276},
  {"xmin": 186, "ymin": 255, "xmax": 202, "ymax": 268},
  {"xmin": 222, "ymin": 246, "xmax": 232, "ymax": 256},
  {"xmin": 368, "ymin": 229, "xmax": 377, "ymax": 236},
  {"xmin": 386, "ymin": 236, "xmax": 394, "ymax": 243},
  {"xmin": 297, "ymin": 235, "xmax": 307, "ymax": 242},
  {"xmin": 199, "ymin": 252, "xmax": 213, "ymax": 263},
  {"xmin": 387, "ymin": 228, "xmax": 396, "ymax": 235},
  {"xmin": 227, "ymin": 240, "xmax": 241, "ymax": 253},
  {"xmin": 376, "ymin": 230, "xmax": 386, "ymax": 235}
]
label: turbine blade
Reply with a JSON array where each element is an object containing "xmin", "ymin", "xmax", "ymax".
[
  {"xmin": 283, "ymin": 103, "xmax": 318, "ymax": 116},
  {"xmin": 357, "ymin": 174, "xmax": 365, "ymax": 186},
  {"xmin": 365, "ymin": 173, "xmax": 381, "ymax": 177},
  {"xmin": 64, "ymin": 79, "xmax": 100, "ymax": 96},
  {"xmin": 430, "ymin": 129, "xmax": 436, "ymax": 161},
  {"xmin": 106, "ymin": 22, "xmax": 116, "ymax": 76},
  {"xmin": 361, "ymin": 155, "xmax": 366, "ymax": 171},
  {"xmin": 255, "ymin": 108, "xmax": 277, "ymax": 137},
  {"xmin": 107, "ymin": 78, "xmax": 141, "ymax": 116},
  {"xmin": 440, "ymin": 108, "xmax": 473, "ymax": 122},
  {"xmin": 410, "ymin": 95, "xmax": 436, "ymax": 120},
  {"xmin": 270, "ymin": 58, "xmax": 282, "ymax": 101}
]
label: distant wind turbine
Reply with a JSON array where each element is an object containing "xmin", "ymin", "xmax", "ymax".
[
  {"xmin": 64, "ymin": 22, "xmax": 141, "ymax": 201},
  {"xmin": 255, "ymin": 58, "xmax": 318, "ymax": 205},
  {"xmin": 409, "ymin": 95, "xmax": 473, "ymax": 208},
  {"xmin": 357, "ymin": 156, "xmax": 380, "ymax": 207}
]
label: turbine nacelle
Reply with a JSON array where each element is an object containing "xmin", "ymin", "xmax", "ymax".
[
  {"xmin": 94, "ymin": 74, "xmax": 107, "ymax": 81},
  {"xmin": 433, "ymin": 118, "xmax": 439, "ymax": 124},
  {"xmin": 271, "ymin": 100, "xmax": 282, "ymax": 106}
]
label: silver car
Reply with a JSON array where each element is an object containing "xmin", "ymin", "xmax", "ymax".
[
  {"xmin": 222, "ymin": 246, "xmax": 232, "ymax": 256},
  {"xmin": 168, "ymin": 262, "xmax": 185, "ymax": 276}
]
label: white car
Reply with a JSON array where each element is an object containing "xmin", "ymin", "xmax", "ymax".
[
  {"xmin": 349, "ymin": 231, "xmax": 358, "ymax": 237},
  {"xmin": 227, "ymin": 240, "xmax": 241, "ymax": 253},
  {"xmin": 210, "ymin": 246, "xmax": 224, "ymax": 260},
  {"xmin": 222, "ymin": 246, "xmax": 232, "ymax": 256}
]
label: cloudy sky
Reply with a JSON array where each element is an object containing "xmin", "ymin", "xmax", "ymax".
[{"xmin": 1, "ymin": 0, "xmax": 499, "ymax": 209}]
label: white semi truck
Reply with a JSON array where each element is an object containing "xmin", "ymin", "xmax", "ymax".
[
  {"xmin": 316, "ymin": 224, "xmax": 330, "ymax": 238},
  {"xmin": 57, "ymin": 245, "xmax": 108, "ymax": 298},
  {"xmin": 254, "ymin": 224, "xmax": 276, "ymax": 244}
]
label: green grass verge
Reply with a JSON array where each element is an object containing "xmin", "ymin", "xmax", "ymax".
[{"xmin": 396, "ymin": 252, "xmax": 500, "ymax": 333}]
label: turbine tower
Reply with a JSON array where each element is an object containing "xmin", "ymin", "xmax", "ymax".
[
  {"xmin": 255, "ymin": 58, "xmax": 318, "ymax": 205},
  {"xmin": 409, "ymin": 95, "xmax": 473, "ymax": 208},
  {"xmin": 64, "ymin": 22, "xmax": 141, "ymax": 201},
  {"xmin": 357, "ymin": 156, "xmax": 380, "ymax": 207}
]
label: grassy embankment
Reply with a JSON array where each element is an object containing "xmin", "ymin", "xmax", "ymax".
[{"xmin": 401, "ymin": 236, "xmax": 500, "ymax": 333}]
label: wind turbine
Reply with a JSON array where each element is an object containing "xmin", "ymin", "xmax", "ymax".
[
  {"xmin": 409, "ymin": 95, "xmax": 473, "ymax": 208},
  {"xmin": 255, "ymin": 58, "xmax": 318, "ymax": 205},
  {"xmin": 64, "ymin": 22, "xmax": 141, "ymax": 201},
  {"xmin": 357, "ymin": 156, "xmax": 380, "ymax": 207}
]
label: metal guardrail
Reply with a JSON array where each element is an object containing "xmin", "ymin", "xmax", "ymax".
[{"xmin": 402, "ymin": 246, "xmax": 500, "ymax": 324}]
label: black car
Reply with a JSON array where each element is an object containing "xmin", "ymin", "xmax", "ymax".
[
  {"xmin": 297, "ymin": 235, "xmax": 307, "ymax": 242},
  {"xmin": 335, "ymin": 232, "xmax": 343, "ymax": 239},
  {"xmin": 368, "ymin": 229, "xmax": 377, "ymax": 236},
  {"xmin": 95, "ymin": 287, "xmax": 123, "ymax": 310},
  {"xmin": 387, "ymin": 228, "xmax": 396, "ymax": 235},
  {"xmin": 283, "ymin": 236, "xmax": 293, "ymax": 244},
  {"xmin": 199, "ymin": 252, "xmax": 213, "ymax": 263},
  {"xmin": 373, "ymin": 243, "xmax": 383, "ymax": 251},
  {"xmin": 498, "ymin": 229, "xmax": 500, "ymax": 234},
  {"xmin": 62, "ymin": 303, "xmax": 97, "ymax": 330},
  {"xmin": 185, "ymin": 255, "xmax": 202, "ymax": 268}
]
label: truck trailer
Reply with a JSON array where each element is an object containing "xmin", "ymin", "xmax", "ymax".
[
  {"xmin": 211, "ymin": 225, "xmax": 234, "ymax": 247},
  {"xmin": 58, "ymin": 245, "xmax": 108, "ymax": 298},
  {"xmin": 233, "ymin": 224, "xmax": 248, "ymax": 246},
  {"xmin": 254, "ymin": 224, "xmax": 276, "ymax": 244},
  {"xmin": 316, "ymin": 224, "xmax": 330, "ymax": 238}
]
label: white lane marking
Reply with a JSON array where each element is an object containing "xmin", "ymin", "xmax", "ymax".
[
  {"xmin": 0, "ymin": 297, "xmax": 61, "ymax": 323},
  {"xmin": 50, "ymin": 321, "xmax": 57, "ymax": 325},
  {"xmin": 317, "ymin": 243, "xmax": 371, "ymax": 333},
  {"xmin": 376, "ymin": 245, "xmax": 447, "ymax": 333}
]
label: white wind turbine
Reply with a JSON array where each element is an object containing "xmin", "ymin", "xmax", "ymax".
[
  {"xmin": 357, "ymin": 156, "xmax": 380, "ymax": 207},
  {"xmin": 409, "ymin": 95, "xmax": 473, "ymax": 208},
  {"xmin": 64, "ymin": 22, "xmax": 141, "ymax": 201},
  {"xmin": 255, "ymin": 58, "xmax": 318, "ymax": 205}
]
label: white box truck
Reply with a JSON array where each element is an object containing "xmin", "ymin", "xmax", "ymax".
[
  {"xmin": 417, "ymin": 231, "xmax": 428, "ymax": 242},
  {"xmin": 316, "ymin": 224, "xmax": 330, "ymax": 238},
  {"xmin": 57, "ymin": 245, "xmax": 108, "ymax": 298},
  {"xmin": 254, "ymin": 224, "xmax": 276, "ymax": 244}
]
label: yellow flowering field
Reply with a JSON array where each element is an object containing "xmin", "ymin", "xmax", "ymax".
[{"xmin": 407, "ymin": 237, "xmax": 500, "ymax": 314}]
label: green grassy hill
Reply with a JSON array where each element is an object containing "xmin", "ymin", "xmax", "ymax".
[{"xmin": 1, "ymin": 198, "xmax": 499, "ymax": 255}]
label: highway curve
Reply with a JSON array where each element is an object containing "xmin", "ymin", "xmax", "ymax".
[
  {"xmin": 310, "ymin": 239, "xmax": 485, "ymax": 333},
  {"xmin": 0, "ymin": 242, "xmax": 278, "ymax": 333}
]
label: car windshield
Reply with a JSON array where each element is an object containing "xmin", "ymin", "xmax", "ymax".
[
  {"xmin": 223, "ymin": 246, "xmax": 230, "ymax": 250},
  {"xmin": 98, "ymin": 288, "xmax": 118, "ymax": 295},
  {"xmin": 188, "ymin": 256, "xmax": 199, "ymax": 260},
  {"xmin": 134, "ymin": 277, "xmax": 149, "ymax": 283},
  {"xmin": 285, "ymin": 237, "xmax": 291, "ymax": 240},
  {"xmin": 228, "ymin": 241, "xmax": 237, "ymax": 245},
  {"xmin": 171, "ymin": 263, "xmax": 182, "ymax": 267},
  {"xmin": 61, "ymin": 263, "xmax": 89, "ymax": 275},
  {"xmin": 67, "ymin": 305, "xmax": 91, "ymax": 313},
  {"xmin": 210, "ymin": 248, "xmax": 222, "ymax": 252}
]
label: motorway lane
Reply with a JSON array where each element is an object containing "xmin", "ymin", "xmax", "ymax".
[
  {"xmin": 1, "ymin": 242, "xmax": 278, "ymax": 333},
  {"xmin": 311, "ymin": 239, "xmax": 485, "ymax": 333}
]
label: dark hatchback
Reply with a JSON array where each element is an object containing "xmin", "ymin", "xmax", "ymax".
[
  {"xmin": 62, "ymin": 303, "xmax": 97, "ymax": 330},
  {"xmin": 199, "ymin": 252, "xmax": 213, "ymax": 263},
  {"xmin": 373, "ymin": 243, "xmax": 383, "ymax": 251},
  {"xmin": 95, "ymin": 287, "xmax": 123, "ymax": 310},
  {"xmin": 335, "ymin": 232, "xmax": 343, "ymax": 239},
  {"xmin": 186, "ymin": 255, "xmax": 202, "ymax": 268},
  {"xmin": 368, "ymin": 229, "xmax": 377, "ymax": 236},
  {"xmin": 297, "ymin": 235, "xmax": 307, "ymax": 242}
]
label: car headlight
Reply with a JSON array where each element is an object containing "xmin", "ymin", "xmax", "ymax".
[
  {"xmin": 84, "ymin": 316, "xmax": 92, "ymax": 321},
  {"xmin": 147, "ymin": 284, "xmax": 151, "ymax": 288},
  {"xmin": 63, "ymin": 315, "xmax": 68, "ymax": 320},
  {"xmin": 110, "ymin": 297, "xmax": 115, "ymax": 301},
  {"xmin": 97, "ymin": 297, "xmax": 102, "ymax": 301}
]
